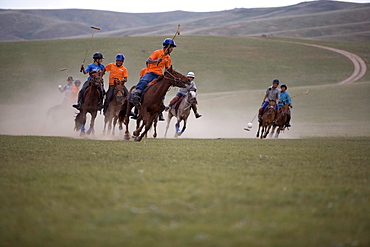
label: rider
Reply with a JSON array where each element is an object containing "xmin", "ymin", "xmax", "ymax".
[
  {"xmin": 73, "ymin": 52, "xmax": 105, "ymax": 110},
  {"xmin": 131, "ymin": 38, "xmax": 176, "ymax": 120},
  {"xmin": 278, "ymin": 84, "xmax": 292, "ymax": 127},
  {"xmin": 58, "ymin": 76, "xmax": 74, "ymax": 104},
  {"xmin": 70, "ymin": 79, "xmax": 81, "ymax": 104},
  {"xmin": 103, "ymin": 53, "xmax": 128, "ymax": 115},
  {"xmin": 166, "ymin": 71, "xmax": 202, "ymax": 118},
  {"xmin": 258, "ymin": 79, "xmax": 280, "ymax": 123}
]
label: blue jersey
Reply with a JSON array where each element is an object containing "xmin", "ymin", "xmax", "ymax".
[
  {"xmin": 279, "ymin": 91, "xmax": 291, "ymax": 106},
  {"xmin": 85, "ymin": 63, "xmax": 105, "ymax": 81}
]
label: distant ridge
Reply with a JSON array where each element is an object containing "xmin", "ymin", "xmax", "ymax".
[{"xmin": 0, "ymin": 1, "xmax": 369, "ymax": 42}]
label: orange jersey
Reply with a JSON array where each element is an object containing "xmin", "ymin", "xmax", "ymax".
[
  {"xmin": 147, "ymin": 49, "xmax": 172, "ymax": 75},
  {"xmin": 105, "ymin": 63, "xmax": 128, "ymax": 85},
  {"xmin": 70, "ymin": 86, "xmax": 79, "ymax": 103},
  {"xmin": 139, "ymin": 67, "xmax": 147, "ymax": 78}
]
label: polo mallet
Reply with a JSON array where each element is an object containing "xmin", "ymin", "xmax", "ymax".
[
  {"xmin": 60, "ymin": 68, "xmax": 68, "ymax": 76},
  {"xmin": 80, "ymin": 26, "xmax": 101, "ymax": 72},
  {"xmin": 157, "ymin": 25, "xmax": 181, "ymax": 66},
  {"xmin": 244, "ymin": 113, "xmax": 257, "ymax": 131},
  {"xmin": 291, "ymin": 89, "xmax": 309, "ymax": 99}
]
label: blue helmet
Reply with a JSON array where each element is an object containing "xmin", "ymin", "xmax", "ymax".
[
  {"xmin": 272, "ymin": 79, "xmax": 280, "ymax": 84},
  {"xmin": 163, "ymin": 38, "xmax": 176, "ymax": 48},
  {"xmin": 93, "ymin": 52, "xmax": 104, "ymax": 59},
  {"xmin": 116, "ymin": 53, "xmax": 125, "ymax": 61}
]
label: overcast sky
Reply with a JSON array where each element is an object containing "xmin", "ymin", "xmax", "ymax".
[{"xmin": 1, "ymin": 0, "xmax": 369, "ymax": 13}]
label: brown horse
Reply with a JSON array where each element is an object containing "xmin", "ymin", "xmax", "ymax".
[
  {"xmin": 74, "ymin": 77, "xmax": 101, "ymax": 136},
  {"xmin": 270, "ymin": 104, "xmax": 290, "ymax": 138},
  {"xmin": 256, "ymin": 101, "xmax": 276, "ymax": 139},
  {"xmin": 125, "ymin": 66, "xmax": 189, "ymax": 142},
  {"xmin": 164, "ymin": 91, "xmax": 197, "ymax": 138},
  {"xmin": 103, "ymin": 82, "xmax": 125, "ymax": 135}
]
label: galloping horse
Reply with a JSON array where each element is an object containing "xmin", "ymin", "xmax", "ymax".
[
  {"xmin": 164, "ymin": 90, "xmax": 197, "ymax": 138},
  {"xmin": 256, "ymin": 101, "xmax": 276, "ymax": 139},
  {"xmin": 74, "ymin": 77, "xmax": 101, "ymax": 136},
  {"xmin": 124, "ymin": 66, "xmax": 189, "ymax": 141},
  {"xmin": 270, "ymin": 104, "xmax": 290, "ymax": 138},
  {"xmin": 103, "ymin": 82, "xmax": 125, "ymax": 135}
]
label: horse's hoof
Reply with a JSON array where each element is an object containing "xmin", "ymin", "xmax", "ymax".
[
  {"xmin": 134, "ymin": 137, "xmax": 141, "ymax": 142},
  {"xmin": 124, "ymin": 135, "xmax": 130, "ymax": 140}
]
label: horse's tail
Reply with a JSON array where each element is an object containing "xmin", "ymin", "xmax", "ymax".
[{"xmin": 74, "ymin": 112, "xmax": 82, "ymax": 131}]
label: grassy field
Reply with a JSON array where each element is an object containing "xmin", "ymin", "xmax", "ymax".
[{"xmin": 0, "ymin": 135, "xmax": 369, "ymax": 247}]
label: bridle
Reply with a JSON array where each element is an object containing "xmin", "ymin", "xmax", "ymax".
[{"xmin": 164, "ymin": 70, "xmax": 187, "ymax": 84}]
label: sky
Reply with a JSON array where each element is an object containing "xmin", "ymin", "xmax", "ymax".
[{"xmin": 1, "ymin": 0, "xmax": 370, "ymax": 13}]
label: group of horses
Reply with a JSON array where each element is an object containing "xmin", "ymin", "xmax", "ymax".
[
  {"xmin": 256, "ymin": 101, "xmax": 290, "ymax": 139},
  {"xmin": 74, "ymin": 66, "xmax": 193, "ymax": 141}
]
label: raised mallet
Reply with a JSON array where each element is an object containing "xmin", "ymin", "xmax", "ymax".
[{"xmin": 80, "ymin": 26, "xmax": 101, "ymax": 72}]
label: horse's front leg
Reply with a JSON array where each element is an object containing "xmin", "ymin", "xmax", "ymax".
[
  {"xmin": 153, "ymin": 118, "xmax": 158, "ymax": 138},
  {"xmin": 174, "ymin": 118, "xmax": 181, "ymax": 138},
  {"xmin": 256, "ymin": 122, "xmax": 261, "ymax": 138},
  {"xmin": 112, "ymin": 116, "xmax": 118, "ymax": 136},
  {"xmin": 87, "ymin": 111, "xmax": 97, "ymax": 135},
  {"xmin": 164, "ymin": 113, "xmax": 173, "ymax": 138},
  {"xmin": 135, "ymin": 114, "xmax": 156, "ymax": 142},
  {"xmin": 264, "ymin": 124, "xmax": 272, "ymax": 139},
  {"xmin": 80, "ymin": 110, "xmax": 87, "ymax": 136}
]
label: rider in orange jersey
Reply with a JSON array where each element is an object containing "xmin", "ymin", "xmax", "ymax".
[{"xmin": 103, "ymin": 54, "xmax": 128, "ymax": 115}]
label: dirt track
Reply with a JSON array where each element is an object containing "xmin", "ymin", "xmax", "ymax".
[{"xmin": 284, "ymin": 41, "xmax": 367, "ymax": 84}]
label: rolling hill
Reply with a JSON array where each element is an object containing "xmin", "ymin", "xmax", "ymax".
[{"xmin": 1, "ymin": 0, "xmax": 369, "ymax": 42}]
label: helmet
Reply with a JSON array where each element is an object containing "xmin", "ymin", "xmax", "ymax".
[
  {"xmin": 280, "ymin": 84, "xmax": 287, "ymax": 89},
  {"xmin": 93, "ymin": 52, "xmax": 104, "ymax": 60},
  {"xmin": 272, "ymin": 79, "xmax": 280, "ymax": 84},
  {"xmin": 67, "ymin": 76, "xmax": 73, "ymax": 81},
  {"xmin": 187, "ymin": 72, "xmax": 195, "ymax": 78},
  {"xmin": 74, "ymin": 79, "xmax": 81, "ymax": 84},
  {"xmin": 163, "ymin": 38, "xmax": 177, "ymax": 47},
  {"xmin": 116, "ymin": 53, "xmax": 125, "ymax": 61}
]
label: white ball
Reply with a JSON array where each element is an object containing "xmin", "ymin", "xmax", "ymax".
[
  {"xmin": 247, "ymin": 122, "xmax": 253, "ymax": 128},
  {"xmin": 58, "ymin": 85, "xmax": 62, "ymax": 89}
]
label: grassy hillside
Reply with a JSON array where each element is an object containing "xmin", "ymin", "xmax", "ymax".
[
  {"xmin": 1, "ymin": 1, "xmax": 369, "ymax": 42},
  {"xmin": 0, "ymin": 135, "xmax": 369, "ymax": 246}
]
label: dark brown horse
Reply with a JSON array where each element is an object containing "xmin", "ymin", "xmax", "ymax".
[
  {"xmin": 164, "ymin": 90, "xmax": 197, "ymax": 138},
  {"xmin": 124, "ymin": 66, "xmax": 189, "ymax": 141},
  {"xmin": 74, "ymin": 77, "xmax": 101, "ymax": 136},
  {"xmin": 103, "ymin": 82, "xmax": 125, "ymax": 135},
  {"xmin": 270, "ymin": 104, "xmax": 290, "ymax": 138},
  {"xmin": 256, "ymin": 101, "xmax": 276, "ymax": 139}
]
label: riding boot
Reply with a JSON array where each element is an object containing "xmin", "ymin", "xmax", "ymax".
[
  {"xmin": 166, "ymin": 96, "xmax": 180, "ymax": 111},
  {"xmin": 132, "ymin": 89, "xmax": 142, "ymax": 106},
  {"xmin": 286, "ymin": 114, "xmax": 291, "ymax": 127},
  {"xmin": 192, "ymin": 104, "xmax": 202, "ymax": 118},
  {"xmin": 158, "ymin": 103, "xmax": 165, "ymax": 121}
]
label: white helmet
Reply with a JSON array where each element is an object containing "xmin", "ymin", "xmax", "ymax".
[{"xmin": 187, "ymin": 72, "xmax": 195, "ymax": 78}]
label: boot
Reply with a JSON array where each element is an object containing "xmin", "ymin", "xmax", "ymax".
[
  {"xmin": 192, "ymin": 104, "xmax": 202, "ymax": 118},
  {"xmin": 286, "ymin": 114, "xmax": 291, "ymax": 127},
  {"xmin": 166, "ymin": 96, "xmax": 179, "ymax": 111},
  {"xmin": 158, "ymin": 112, "xmax": 165, "ymax": 121},
  {"xmin": 132, "ymin": 89, "xmax": 142, "ymax": 106},
  {"xmin": 73, "ymin": 98, "xmax": 82, "ymax": 110}
]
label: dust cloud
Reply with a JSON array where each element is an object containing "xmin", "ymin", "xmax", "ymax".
[{"xmin": 0, "ymin": 81, "xmax": 307, "ymax": 140}]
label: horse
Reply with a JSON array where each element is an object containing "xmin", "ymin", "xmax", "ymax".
[
  {"xmin": 270, "ymin": 104, "xmax": 290, "ymax": 138},
  {"xmin": 74, "ymin": 77, "xmax": 101, "ymax": 136},
  {"xmin": 256, "ymin": 100, "xmax": 276, "ymax": 139},
  {"xmin": 103, "ymin": 82, "xmax": 125, "ymax": 135},
  {"xmin": 164, "ymin": 90, "xmax": 197, "ymax": 138},
  {"xmin": 124, "ymin": 66, "xmax": 189, "ymax": 142}
]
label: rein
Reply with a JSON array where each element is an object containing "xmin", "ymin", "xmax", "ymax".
[{"xmin": 164, "ymin": 70, "xmax": 186, "ymax": 84}]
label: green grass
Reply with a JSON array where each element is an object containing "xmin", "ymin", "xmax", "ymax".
[{"xmin": 0, "ymin": 135, "xmax": 369, "ymax": 246}]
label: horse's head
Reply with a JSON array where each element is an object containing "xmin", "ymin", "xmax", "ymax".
[
  {"xmin": 164, "ymin": 66, "xmax": 190, "ymax": 88},
  {"xmin": 187, "ymin": 90, "xmax": 198, "ymax": 104},
  {"xmin": 113, "ymin": 82, "xmax": 125, "ymax": 104}
]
